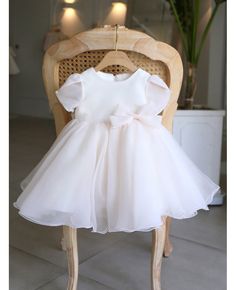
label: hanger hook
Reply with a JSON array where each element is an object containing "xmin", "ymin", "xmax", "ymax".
[{"xmin": 115, "ymin": 24, "xmax": 119, "ymax": 51}]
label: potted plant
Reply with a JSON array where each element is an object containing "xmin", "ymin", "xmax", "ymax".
[
  {"xmin": 166, "ymin": 0, "xmax": 226, "ymax": 204},
  {"xmin": 166, "ymin": 0, "xmax": 226, "ymax": 109}
]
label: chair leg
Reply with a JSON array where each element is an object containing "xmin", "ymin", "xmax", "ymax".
[
  {"xmin": 61, "ymin": 234, "xmax": 67, "ymax": 251},
  {"xmin": 163, "ymin": 217, "xmax": 173, "ymax": 257},
  {"xmin": 151, "ymin": 219, "xmax": 166, "ymax": 290},
  {"xmin": 63, "ymin": 226, "xmax": 79, "ymax": 290}
]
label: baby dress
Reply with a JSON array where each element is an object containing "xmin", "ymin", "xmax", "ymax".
[{"xmin": 14, "ymin": 67, "xmax": 220, "ymax": 234}]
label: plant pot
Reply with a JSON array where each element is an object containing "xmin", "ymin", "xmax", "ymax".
[
  {"xmin": 184, "ymin": 63, "xmax": 197, "ymax": 110},
  {"xmin": 173, "ymin": 109, "xmax": 225, "ymax": 205}
]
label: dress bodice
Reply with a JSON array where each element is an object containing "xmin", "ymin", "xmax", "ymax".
[{"xmin": 55, "ymin": 67, "xmax": 171, "ymax": 124}]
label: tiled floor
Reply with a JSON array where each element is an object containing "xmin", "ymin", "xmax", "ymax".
[{"xmin": 9, "ymin": 116, "xmax": 226, "ymax": 290}]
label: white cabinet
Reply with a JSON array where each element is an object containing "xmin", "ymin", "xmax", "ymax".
[{"xmin": 173, "ymin": 110, "xmax": 225, "ymax": 205}]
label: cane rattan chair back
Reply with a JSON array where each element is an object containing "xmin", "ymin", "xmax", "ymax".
[{"xmin": 43, "ymin": 26, "xmax": 183, "ymax": 135}]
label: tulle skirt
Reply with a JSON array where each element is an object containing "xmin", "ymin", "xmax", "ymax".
[{"xmin": 14, "ymin": 118, "xmax": 220, "ymax": 234}]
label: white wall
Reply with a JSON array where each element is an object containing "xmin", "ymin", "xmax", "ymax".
[
  {"xmin": 10, "ymin": 0, "xmax": 52, "ymax": 118},
  {"xmin": 9, "ymin": 0, "xmax": 114, "ymax": 118},
  {"xmin": 194, "ymin": 0, "xmax": 212, "ymax": 106},
  {"xmin": 208, "ymin": 3, "xmax": 226, "ymax": 109}
]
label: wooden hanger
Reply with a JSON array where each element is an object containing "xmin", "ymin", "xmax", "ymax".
[{"xmin": 95, "ymin": 24, "xmax": 138, "ymax": 72}]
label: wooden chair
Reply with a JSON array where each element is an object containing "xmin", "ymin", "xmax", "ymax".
[{"xmin": 42, "ymin": 26, "xmax": 183, "ymax": 290}]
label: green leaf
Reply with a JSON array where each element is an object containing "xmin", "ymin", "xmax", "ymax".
[
  {"xmin": 191, "ymin": 0, "xmax": 200, "ymax": 64},
  {"xmin": 195, "ymin": 3, "xmax": 220, "ymax": 64},
  {"xmin": 168, "ymin": 0, "xmax": 188, "ymax": 56},
  {"xmin": 166, "ymin": 0, "xmax": 225, "ymax": 65}
]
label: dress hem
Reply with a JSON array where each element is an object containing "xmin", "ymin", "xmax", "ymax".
[{"xmin": 13, "ymin": 186, "xmax": 220, "ymax": 234}]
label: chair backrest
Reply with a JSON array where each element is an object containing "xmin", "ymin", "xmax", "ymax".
[{"xmin": 42, "ymin": 26, "xmax": 183, "ymax": 135}]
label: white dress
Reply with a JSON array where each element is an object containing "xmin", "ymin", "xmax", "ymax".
[{"xmin": 14, "ymin": 67, "xmax": 220, "ymax": 234}]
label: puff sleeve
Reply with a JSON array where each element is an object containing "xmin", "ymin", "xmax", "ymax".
[
  {"xmin": 55, "ymin": 73, "xmax": 83, "ymax": 112},
  {"xmin": 146, "ymin": 75, "xmax": 171, "ymax": 114}
]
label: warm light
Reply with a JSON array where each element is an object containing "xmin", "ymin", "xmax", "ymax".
[
  {"xmin": 104, "ymin": 2, "xmax": 127, "ymax": 26},
  {"xmin": 112, "ymin": 2, "xmax": 126, "ymax": 15},
  {"xmin": 62, "ymin": 7, "xmax": 76, "ymax": 18},
  {"xmin": 61, "ymin": 7, "xmax": 83, "ymax": 37},
  {"xmin": 64, "ymin": 0, "xmax": 76, "ymax": 3}
]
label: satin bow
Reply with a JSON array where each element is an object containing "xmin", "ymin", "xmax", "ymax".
[{"xmin": 109, "ymin": 102, "xmax": 162, "ymax": 128}]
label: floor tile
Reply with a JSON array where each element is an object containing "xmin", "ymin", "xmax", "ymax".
[
  {"xmin": 10, "ymin": 217, "xmax": 68, "ymax": 268},
  {"xmin": 10, "ymin": 214, "xmax": 128, "ymax": 268},
  {"xmin": 79, "ymin": 233, "xmax": 226, "ymax": 290},
  {"xmin": 77, "ymin": 230, "xmax": 128, "ymax": 263},
  {"xmin": 9, "ymin": 247, "xmax": 65, "ymax": 290},
  {"xmin": 79, "ymin": 233, "xmax": 153, "ymax": 290},
  {"xmin": 171, "ymin": 206, "xmax": 226, "ymax": 250},
  {"xmin": 9, "ymin": 117, "xmax": 55, "ymax": 184},
  {"xmin": 161, "ymin": 236, "xmax": 226, "ymax": 290},
  {"xmin": 37, "ymin": 273, "xmax": 114, "ymax": 290}
]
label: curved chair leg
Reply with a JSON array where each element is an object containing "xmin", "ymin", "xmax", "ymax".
[
  {"xmin": 63, "ymin": 226, "xmax": 79, "ymax": 290},
  {"xmin": 151, "ymin": 218, "xmax": 166, "ymax": 290},
  {"xmin": 61, "ymin": 234, "xmax": 67, "ymax": 251},
  {"xmin": 163, "ymin": 217, "xmax": 173, "ymax": 257}
]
